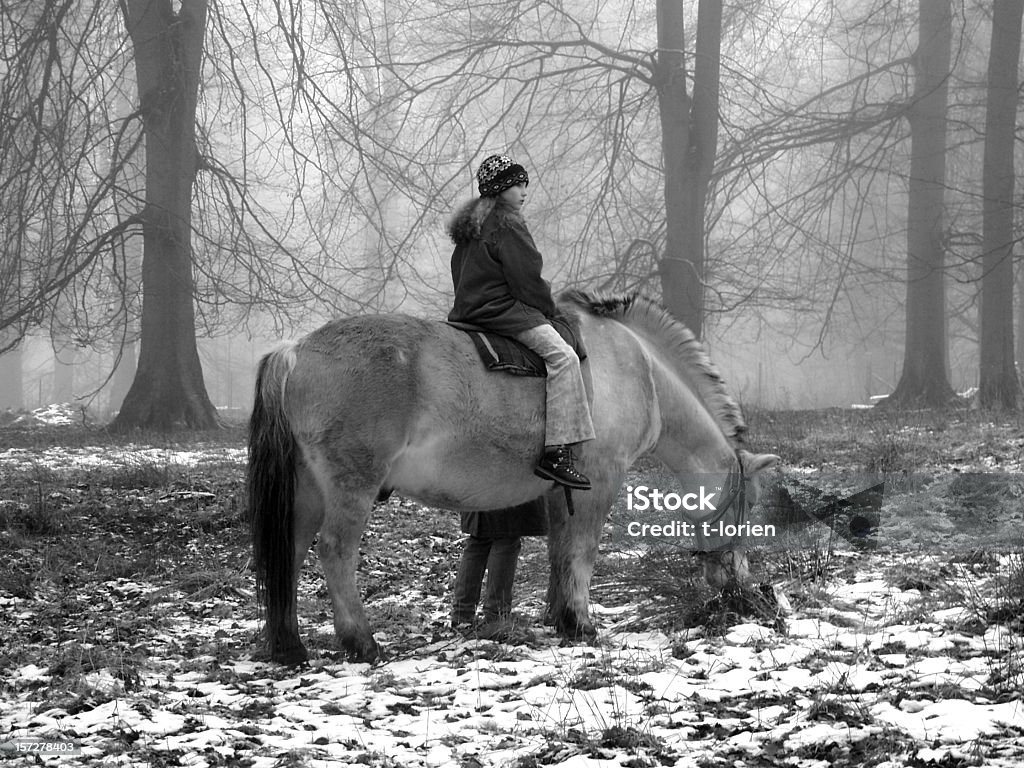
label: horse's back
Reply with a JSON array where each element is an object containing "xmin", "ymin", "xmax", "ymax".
[
  {"xmin": 289, "ymin": 313, "xmax": 545, "ymax": 430},
  {"xmin": 284, "ymin": 314, "xmax": 550, "ymax": 506},
  {"xmin": 283, "ymin": 309, "xmax": 661, "ymax": 509},
  {"xmin": 285, "ymin": 314, "xmax": 433, "ymax": 443}
]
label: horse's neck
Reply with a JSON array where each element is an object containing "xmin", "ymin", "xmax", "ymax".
[
  {"xmin": 655, "ymin": 422, "xmax": 736, "ymax": 475},
  {"xmin": 648, "ymin": 356, "xmax": 736, "ymax": 475}
]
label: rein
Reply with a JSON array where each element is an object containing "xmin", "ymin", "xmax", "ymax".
[{"xmin": 698, "ymin": 451, "xmax": 747, "ymax": 531}]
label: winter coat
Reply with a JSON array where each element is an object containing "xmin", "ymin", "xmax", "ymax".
[
  {"xmin": 447, "ymin": 197, "xmax": 558, "ymax": 335},
  {"xmin": 460, "ymin": 497, "xmax": 549, "ymax": 539}
]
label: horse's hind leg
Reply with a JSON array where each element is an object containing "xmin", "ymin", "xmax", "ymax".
[
  {"xmin": 278, "ymin": 463, "xmax": 324, "ymax": 663},
  {"xmin": 307, "ymin": 461, "xmax": 379, "ymax": 663},
  {"xmin": 546, "ymin": 480, "xmax": 621, "ymax": 641},
  {"xmin": 253, "ymin": 454, "xmax": 323, "ymax": 666}
]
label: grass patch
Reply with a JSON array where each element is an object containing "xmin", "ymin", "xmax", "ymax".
[
  {"xmin": 0, "ymin": 426, "xmax": 250, "ymax": 706},
  {"xmin": 744, "ymin": 406, "xmax": 1024, "ymax": 473}
]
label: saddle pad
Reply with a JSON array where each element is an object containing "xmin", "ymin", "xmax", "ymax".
[{"xmin": 448, "ymin": 317, "xmax": 586, "ymax": 377}]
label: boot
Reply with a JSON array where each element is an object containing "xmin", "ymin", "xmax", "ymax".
[{"xmin": 534, "ymin": 445, "xmax": 591, "ymax": 490}]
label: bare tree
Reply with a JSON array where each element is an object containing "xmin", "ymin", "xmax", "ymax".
[
  {"xmin": 1018, "ymin": 267, "xmax": 1024, "ymax": 376},
  {"xmin": 883, "ymin": 0, "xmax": 958, "ymax": 408},
  {"xmin": 978, "ymin": 0, "xmax": 1022, "ymax": 410},
  {"xmin": 0, "ymin": 348, "xmax": 24, "ymax": 410},
  {"xmin": 656, "ymin": 0, "xmax": 721, "ymax": 338},
  {"xmin": 1, "ymin": 1, "xmax": 383, "ymax": 427},
  {"xmin": 110, "ymin": 0, "xmax": 217, "ymax": 429},
  {"xmin": 4, "ymin": 0, "xmax": 1013, "ymax": 417},
  {"xmin": 0, "ymin": 1, "xmax": 142, "ymax": 354}
]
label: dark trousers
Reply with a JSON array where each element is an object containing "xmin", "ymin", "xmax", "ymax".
[{"xmin": 451, "ymin": 536, "xmax": 522, "ymax": 623}]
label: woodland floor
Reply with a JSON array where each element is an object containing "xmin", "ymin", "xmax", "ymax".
[{"xmin": 1, "ymin": 405, "xmax": 1023, "ymax": 767}]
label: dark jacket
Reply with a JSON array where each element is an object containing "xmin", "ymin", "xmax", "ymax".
[
  {"xmin": 448, "ymin": 198, "xmax": 558, "ymax": 335},
  {"xmin": 460, "ymin": 497, "xmax": 549, "ymax": 539}
]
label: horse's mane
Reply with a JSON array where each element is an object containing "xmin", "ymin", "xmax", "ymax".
[{"xmin": 561, "ymin": 290, "xmax": 747, "ymax": 444}]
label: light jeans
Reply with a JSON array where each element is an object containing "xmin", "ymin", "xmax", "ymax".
[{"xmin": 515, "ymin": 323, "xmax": 596, "ymax": 446}]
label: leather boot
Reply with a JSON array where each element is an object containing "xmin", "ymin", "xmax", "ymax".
[{"xmin": 534, "ymin": 445, "xmax": 591, "ymax": 490}]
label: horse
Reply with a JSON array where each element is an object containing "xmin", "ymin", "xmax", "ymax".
[{"xmin": 247, "ymin": 291, "xmax": 779, "ymax": 664}]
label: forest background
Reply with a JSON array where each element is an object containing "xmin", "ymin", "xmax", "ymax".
[{"xmin": 1, "ymin": 0, "xmax": 1021, "ymax": 425}]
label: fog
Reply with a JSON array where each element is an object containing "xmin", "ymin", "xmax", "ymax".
[{"xmin": 0, "ymin": 1, "xmax": 1019, "ymax": 420}]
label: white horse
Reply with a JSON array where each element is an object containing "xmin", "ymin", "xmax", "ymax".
[{"xmin": 248, "ymin": 291, "xmax": 778, "ymax": 663}]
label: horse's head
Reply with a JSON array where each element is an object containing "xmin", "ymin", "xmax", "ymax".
[
  {"xmin": 739, "ymin": 449, "xmax": 780, "ymax": 508},
  {"xmin": 701, "ymin": 449, "xmax": 780, "ymax": 589}
]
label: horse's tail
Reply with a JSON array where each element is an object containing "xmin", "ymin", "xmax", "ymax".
[{"xmin": 247, "ymin": 342, "xmax": 301, "ymax": 660}]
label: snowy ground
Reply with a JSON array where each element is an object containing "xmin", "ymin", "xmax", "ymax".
[
  {"xmin": 2, "ymin": 407, "xmax": 1024, "ymax": 766},
  {"xmin": 3, "ymin": 559, "xmax": 1024, "ymax": 767}
]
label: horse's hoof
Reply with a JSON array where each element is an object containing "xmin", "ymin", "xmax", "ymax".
[{"xmin": 556, "ymin": 612, "xmax": 598, "ymax": 643}]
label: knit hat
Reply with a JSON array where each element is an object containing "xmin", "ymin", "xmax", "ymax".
[{"xmin": 476, "ymin": 154, "xmax": 529, "ymax": 197}]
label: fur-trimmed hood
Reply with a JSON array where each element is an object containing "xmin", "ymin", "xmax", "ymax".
[{"xmin": 447, "ymin": 197, "xmax": 524, "ymax": 244}]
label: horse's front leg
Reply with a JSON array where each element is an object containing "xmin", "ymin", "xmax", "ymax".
[
  {"xmin": 546, "ymin": 483, "xmax": 619, "ymax": 642},
  {"xmin": 316, "ymin": 481, "xmax": 380, "ymax": 663}
]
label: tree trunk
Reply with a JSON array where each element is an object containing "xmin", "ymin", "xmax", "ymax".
[
  {"xmin": 0, "ymin": 347, "xmax": 24, "ymax": 410},
  {"xmin": 109, "ymin": 340, "xmax": 136, "ymax": 416},
  {"xmin": 1017, "ymin": 260, "xmax": 1024, "ymax": 374},
  {"xmin": 978, "ymin": 0, "xmax": 1022, "ymax": 410},
  {"xmin": 113, "ymin": 0, "xmax": 217, "ymax": 430},
  {"xmin": 53, "ymin": 343, "xmax": 76, "ymax": 403},
  {"xmin": 656, "ymin": 0, "xmax": 722, "ymax": 339},
  {"xmin": 881, "ymin": 0, "xmax": 957, "ymax": 408}
]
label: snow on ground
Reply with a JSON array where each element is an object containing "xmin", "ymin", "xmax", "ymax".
[
  {"xmin": 0, "ymin": 444, "xmax": 247, "ymax": 473},
  {"xmin": 3, "ymin": 410, "xmax": 1024, "ymax": 766},
  {"xmin": 3, "ymin": 404, "xmax": 80, "ymax": 427},
  {"xmin": 2, "ymin": 569, "xmax": 1024, "ymax": 767}
]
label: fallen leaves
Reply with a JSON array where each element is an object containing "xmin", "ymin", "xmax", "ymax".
[{"xmin": 2, "ymin": 415, "xmax": 1024, "ymax": 766}]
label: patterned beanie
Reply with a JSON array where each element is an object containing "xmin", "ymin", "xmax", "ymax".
[{"xmin": 476, "ymin": 154, "xmax": 529, "ymax": 197}]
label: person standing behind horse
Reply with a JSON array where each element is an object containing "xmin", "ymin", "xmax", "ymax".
[
  {"xmin": 451, "ymin": 497, "xmax": 548, "ymax": 635},
  {"xmin": 448, "ymin": 154, "xmax": 595, "ymax": 489}
]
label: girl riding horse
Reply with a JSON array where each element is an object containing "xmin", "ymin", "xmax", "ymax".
[{"xmin": 448, "ymin": 154, "xmax": 594, "ymax": 490}]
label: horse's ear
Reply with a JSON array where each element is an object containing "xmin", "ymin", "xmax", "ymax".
[{"xmin": 740, "ymin": 450, "xmax": 780, "ymax": 475}]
